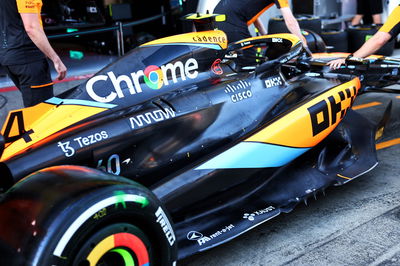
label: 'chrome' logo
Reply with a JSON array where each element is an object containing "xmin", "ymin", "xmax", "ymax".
[
  {"xmin": 144, "ymin": 65, "xmax": 164, "ymax": 90},
  {"xmin": 86, "ymin": 58, "xmax": 199, "ymax": 103}
]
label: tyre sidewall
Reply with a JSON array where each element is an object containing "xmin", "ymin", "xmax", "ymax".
[{"xmin": 35, "ymin": 186, "xmax": 176, "ymax": 266}]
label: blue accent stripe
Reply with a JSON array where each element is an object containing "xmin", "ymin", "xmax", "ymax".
[
  {"xmin": 46, "ymin": 97, "xmax": 116, "ymax": 109},
  {"xmin": 196, "ymin": 142, "xmax": 310, "ymax": 170},
  {"xmin": 145, "ymin": 43, "xmax": 222, "ymax": 50}
]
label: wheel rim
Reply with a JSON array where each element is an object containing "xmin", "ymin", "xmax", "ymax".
[
  {"xmin": 85, "ymin": 232, "xmax": 150, "ymax": 266},
  {"xmin": 109, "ymin": 248, "xmax": 135, "ymax": 265}
]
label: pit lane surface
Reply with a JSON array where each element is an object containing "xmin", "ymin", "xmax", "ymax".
[{"xmin": 180, "ymin": 89, "xmax": 400, "ymax": 265}]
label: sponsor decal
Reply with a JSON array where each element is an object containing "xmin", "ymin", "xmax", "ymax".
[
  {"xmin": 240, "ymin": 41, "xmax": 251, "ymax": 47},
  {"xmin": 57, "ymin": 141, "xmax": 75, "ymax": 157},
  {"xmin": 211, "ymin": 59, "xmax": 223, "ymax": 75},
  {"xmin": 272, "ymin": 38, "xmax": 283, "ymax": 43},
  {"xmin": 308, "ymin": 86, "xmax": 357, "ymax": 136},
  {"xmin": 122, "ymin": 158, "xmax": 132, "ymax": 164},
  {"xmin": 192, "ymin": 35, "xmax": 227, "ymax": 43},
  {"xmin": 58, "ymin": 131, "xmax": 108, "ymax": 157},
  {"xmin": 224, "ymin": 80, "xmax": 252, "ymax": 103},
  {"xmin": 86, "ymin": 58, "xmax": 199, "ymax": 103},
  {"xmin": 264, "ymin": 76, "xmax": 283, "ymax": 88},
  {"xmin": 155, "ymin": 207, "xmax": 176, "ymax": 246},
  {"xmin": 129, "ymin": 107, "xmax": 176, "ymax": 129},
  {"xmin": 187, "ymin": 224, "xmax": 234, "ymax": 246},
  {"xmin": 87, "ymin": 6, "xmax": 98, "ymax": 13},
  {"xmin": 25, "ymin": 0, "xmax": 35, "ymax": 8},
  {"xmin": 74, "ymin": 131, "xmax": 108, "ymax": 148},
  {"xmin": 143, "ymin": 65, "xmax": 164, "ymax": 90},
  {"xmin": 187, "ymin": 231, "xmax": 204, "ymax": 241},
  {"xmin": 243, "ymin": 206, "xmax": 275, "ymax": 221}
]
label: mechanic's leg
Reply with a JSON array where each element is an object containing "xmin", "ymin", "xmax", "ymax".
[
  {"xmin": 351, "ymin": 15, "xmax": 363, "ymax": 26},
  {"xmin": 4, "ymin": 65, "xmax": 31, "ymax": 107},
  {"xmin": 370, "ymin": 0, "xmax": 382, "ymax": 25},
  {"xmin": 3, "ymin": 66, "xmax": 21, "ymax": 89},
  {"xmin": 29, "ymin": 59, "xmax": 54, "ymax": 106},
  {"xmin": 5, "ymin": 59, "xmax": 54, "ymax": 107},
  {"xmin": 372, "ymin": 14, "xmax": 382, "ymax": 25},
  {"xmin": 352, "ymin": 0, "xmax": 365, "ymax": 25}
]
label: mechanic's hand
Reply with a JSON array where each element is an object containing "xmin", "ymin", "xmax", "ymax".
[
  {"xmin": 304, "ymin": 45, "xmax": 312, "ymax": 57},
  {"xmin": 300, "ymin": 36, "xmax": 312, "ymax": 56},
  {"xmin": 327, "ymin": 58, "xmax": 346, "ymax": 70},
  {"xmin": 53, "ymin": 57, "xmax": 67, "ymax": 80},
  {"xmin": 300, "ymin": 35, "xmax": 307, "ymax": 46}
]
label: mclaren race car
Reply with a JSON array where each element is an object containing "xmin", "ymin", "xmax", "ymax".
[{"xmin": 0, "ymin": 15, "xmax": 400, "ymax": 265}]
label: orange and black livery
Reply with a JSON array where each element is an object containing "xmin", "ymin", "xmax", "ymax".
[{"xmin": 0, "ymin": 21, "xmax": 399, "ymax": 265}]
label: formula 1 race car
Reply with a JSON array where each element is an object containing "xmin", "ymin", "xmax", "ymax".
[{"xmin": 0, "ymin": 15, "xmax": 399, "ymax": 265}]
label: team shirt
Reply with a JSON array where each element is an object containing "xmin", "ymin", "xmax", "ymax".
[
  {"xmin": 0, "ymin": 0, "xmax": 45, "ymax": 65},
  {"xmin": 17, "ymin": 0, "xmax": 43, "ymax": 25},
  {"xmin": 379, "ymin": 5, "xmax": 400, "ymax": 39},
  {"xmin": 244, "ymin": 0, "xmax": 289, "ymax": 25},
  {"xmin": 215, "ymin": 0, "xmax": 289, "ymax": 26}
]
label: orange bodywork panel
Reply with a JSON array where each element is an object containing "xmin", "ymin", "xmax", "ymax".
[
  {"xmin": 1, "ymin": 102, "xmax": 108, "ymax": 161},
  {"xmin": 246, "ymin": 78, "xmax": 361, "ymax": 148}
]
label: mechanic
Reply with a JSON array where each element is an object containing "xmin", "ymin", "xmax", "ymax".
[
  {"xmin": 213, "ymin": 0, "xmax": 306, "ymax": 44},
  {"xmin": 328, "ymin": 5, "xmax": 400, "ymax": 70},
  {"xmin": 0, "ymin": 0, "xmax": 67, "ymax": 107},
  {"xmin": 351, "ymin": 0, "xmax": 383, "ymax": 26},
  {"xmin": 213, "ymin": 0, "xmax": 307, "ymax": 65}
]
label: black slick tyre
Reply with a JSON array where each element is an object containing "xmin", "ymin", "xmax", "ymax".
[
  {"xmin": 347, "ymin": 25, "xmax": 395, "ymax": 56},
  {"xmin": 268, "ymin": 15, "xmax": 322, "ymax": 34},
  {"xmin": 0, "ymin": 166, "xmax": 177, "ymax": 266},
  {"xmin": 321, "ymin": 29, "xmax": 348, "ymax": 52}
]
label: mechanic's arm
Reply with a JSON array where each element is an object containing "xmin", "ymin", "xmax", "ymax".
[
  {"xmin": 20, "ymin": 13, "xmax": 67, "ymax": 80},
  {"xmin": 280, "ymin": 7, "xmax": 307, "ymax": 47},
  {"xmin": 353, "ymin": 31, "xmax": 391, "ymax": 57},
  {"xmin": 254, "ymin": 18, "xmax": 268, "ymax": 35},
  {"xmin": 328, "ymin": 31, "xmax": 392, "ymax": 69}
]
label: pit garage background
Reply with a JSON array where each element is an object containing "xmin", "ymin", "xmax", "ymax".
[{"xmin": 1, "ymin": 0, "xmax": 399, "ymax": 97}]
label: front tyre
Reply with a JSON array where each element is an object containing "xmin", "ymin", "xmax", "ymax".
[{"xmin": 0, "ymin": 166, "xmax": 177, "ymax": 266}]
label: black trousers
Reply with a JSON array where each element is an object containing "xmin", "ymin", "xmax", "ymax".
[
  {"xmin": 4, "ymin": 58, "xmax": 54, "ymax": 107},
  {"xmin": 357, "ymin": 0, "xmax": 383, "ymax": 15}
]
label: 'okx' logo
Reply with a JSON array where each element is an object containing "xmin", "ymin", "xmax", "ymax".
[
  {"xmin": 308, "ymin": 85, "xmax": 357, "ymax": 136},
  {"xmin": 86, "ymin": 58, "xmax": 199, "ymax": 103}
]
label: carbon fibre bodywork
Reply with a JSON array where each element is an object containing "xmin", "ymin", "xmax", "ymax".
[{"xmin": 0, "ymin": 29, "xmax": 398, "ymax": 261}]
